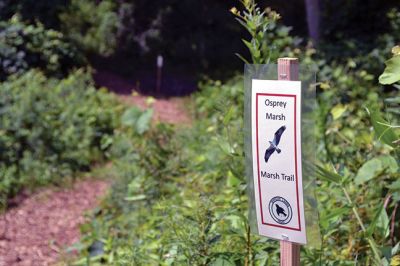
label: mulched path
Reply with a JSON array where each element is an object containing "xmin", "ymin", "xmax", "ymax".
[
  {"xmin": 0, "ymin": 179, "xmax": 109, "ymax": 266},
  {"xmin": 95, "ymin": 69, "xmax": 192, "ymax": 125},
  {"xmin": 0, "ymin": 72, "xmax": 192, "ymax": 266},
  {"xmin": 119, "ymin": 94, "xmax": 191, "ymax": 125}
]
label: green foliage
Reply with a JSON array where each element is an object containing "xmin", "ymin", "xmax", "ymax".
[
  {"xmin": 74, "ymin": 61, "xmax": 399, "ymax": 264},
  {"xmin": 0, "ymin": 69, "xmax": 121, "ymax": 209},
  {"xmin": 121, "ymin": 107, "xmax": 153, "ymax": 135},
  {"xmin": 59, "ymin": 0, "xmax": 119, "ymax": 56},
  {"xmin": 354, "ymin": 155, "xmax": 398, "ymax": 185},
  {"xmin": 55, "ymin": 1, "xmax": 399, "ymax": 265},
  {"xmin": 73, "ymin": 74, "xmax": 282, "ymax": 264},
  {"xmin": 231, "ymin": 1, "xmax": 292, "ymax": 64},
  {"xmin": 0, "ymin": 15, "xmax": 83, "ymax": 80},
  {"xmin": 313, "ymin": 48, "xmax": 399, "ymax": 264},
  {"xmin": 379, "ymin": 51, "xmax": 400, "ymax": 85},
  {"xmin": 368, "ymin": 107, "xmax": 399, "ymax": 149}
]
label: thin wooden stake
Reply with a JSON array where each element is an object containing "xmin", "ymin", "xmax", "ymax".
[
  {"xmin": 156, "ymin": 55, "xmax": 163, "ymax": 94},
  {"xmin": 278, "ymin": 57, "xmax": 300, "ymax": 266}
]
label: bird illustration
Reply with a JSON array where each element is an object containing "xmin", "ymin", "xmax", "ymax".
[
  {"xmin": 264, "ymin": 125, "xmax": 286, "ymax": 163},
  {"xmin": 275, "ymin": 204, "xmax": 287, "ymax": 217}
]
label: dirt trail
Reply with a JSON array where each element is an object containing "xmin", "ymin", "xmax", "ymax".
[
  {"xmin": 96, "ymin": 69, "xmax": 192, "ymax": 125},
  {"xmin": 0, "ymin": 180, "xmax": 109, "ymax": 266},
  {"xmin": 0, "ymin": 72, "xmax": 192, "ymax": 266},
  {"xmin": 119, "ymin": 94, "xmax": 191, "ymax": 125}
]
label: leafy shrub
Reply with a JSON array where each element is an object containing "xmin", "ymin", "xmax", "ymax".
[
  {"xmin": 59, "ymin": 0, "xmax": 119, "ymax": 56},
  {"xmin": 0, "ymin": 15, "xmax": 84, "ymax": 80},
  {"xmin": 0, "ymin": 69, "xmax": 121, "ymax": 208}
]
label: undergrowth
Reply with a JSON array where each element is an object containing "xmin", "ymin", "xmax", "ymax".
[
  {"xmin": 0, "ymin": 69, "xmax": 121, "ymax": 209},
  {"xmin": 73, "ymin": 2, "xmax": 399, "ymax": 265}
]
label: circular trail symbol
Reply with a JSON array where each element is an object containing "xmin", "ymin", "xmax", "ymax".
[{"xmin": 268, "ymin": 196, "xmax": 293, "ymax": 225}]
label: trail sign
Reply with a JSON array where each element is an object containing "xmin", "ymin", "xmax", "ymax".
[{"xmin": 251, "ymin": 79, "xmax": 307, "ymax": 245}]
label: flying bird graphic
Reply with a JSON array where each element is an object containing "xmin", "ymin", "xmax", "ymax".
[
  {"xmin": 275, "ymin": 204, "xmax": 287, "ymax": 217},
  {"xmin": 264, "ymin": 125, "xmax": 286, "ymax": 163}
]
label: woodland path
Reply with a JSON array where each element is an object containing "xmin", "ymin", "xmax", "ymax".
[{"xmin": 0, "ymin": 71, "xmax": 192, "ymax": 266}]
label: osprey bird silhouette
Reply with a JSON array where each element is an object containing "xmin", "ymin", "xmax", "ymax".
[
  {"xmin": 275, "ymin": 204, "xmax": 287, "ymax": 217},
  {"xmin": 264, "ymin": 125, "xmax": 286, "ymax": 163}
]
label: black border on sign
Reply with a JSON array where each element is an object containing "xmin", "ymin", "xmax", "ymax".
[{"xmin": 255, "ymin": 93, "xmax": 301, "ymax": 231}]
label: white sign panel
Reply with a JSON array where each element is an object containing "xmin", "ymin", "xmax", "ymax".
[{"xmin": 251, "ymin": 79, "xmax": 307, "ymax": 245}]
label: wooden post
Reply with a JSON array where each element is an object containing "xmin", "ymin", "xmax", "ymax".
[
  {"xmin": 156, "ymin": 55, "xmax": 163, "ymax": 94},
  {"xmin": 278, "ymin": 57, "xmax": 300, "ymax": 266}
]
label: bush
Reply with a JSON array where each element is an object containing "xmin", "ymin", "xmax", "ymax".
[
  {"xmin": 0, "ymin": 69, "xmax": 121, "ymax": 208},
  {"xmin": 0, "ymin": 15, "xmax": 84, "ymax": 80},
  {"xmin": 59, "ymin": 0, "xmax": 119, "ymax": 57}
]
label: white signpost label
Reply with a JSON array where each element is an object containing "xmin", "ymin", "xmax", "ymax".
[{"xmin": 251, "ymin": 79, "xmax": 307, "ymax": 245}]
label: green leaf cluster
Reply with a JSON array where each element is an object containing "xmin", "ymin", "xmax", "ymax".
[
  {"xmin": 0, "ymin": 69, "xmax": 120, "ymax": 209},
  {"xmin": 0, "ymin": 15, "xmax": 84, "ymax": 80},
  {"xmin": 59, "ymin": 0, "xmax": 119, "ymax": 56},
  {"xmin": 231, "ymin": 1, "xmax": 293, "ymax": 64}
]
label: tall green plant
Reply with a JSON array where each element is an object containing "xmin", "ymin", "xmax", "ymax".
[{"xmin": 230, "ymin": 0, "xmax": 282, "ymax": 64}]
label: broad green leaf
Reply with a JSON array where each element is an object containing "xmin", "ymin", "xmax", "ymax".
[
  {"xmin": 331, "ymin": 104, "xmax": 347, "ymax": 120},
  {"xmin": 368, "ymin": 203, "xmax": 390, "ymax": 238},
  {"xmin": 379, "ymin": 155, "xmax": 399, "ymax": 173},
  {"xmin": 368, "ymin": 108, "xmax": 398, "ymax": 148},
  {"xmin": 355, "ymin": 158, "xmax": 382, "ymax": 185},
  {"xmin": 121, "ymin": 106, "xmax": 142, "ymax": 126},
  {"xmin": 226, "ymin": 171, "xmax": 240, "ymax": 187},
  {"xmin": 393, "ymin": 243, "xmax": 400, "ymax": 256},
  {"xmin": 376, "ymin": 208, "xmax": 390, "ymax": 238},
  {"xmin": 136, "ymin": 109, "xmax": 153, "ymax": 134},
  {"xmin": 379, "ymin": 56, "xmax": 400, "ymax": 85},
  {"xmin": 387, "ymin": 179, "xmax": 400, "ymax": 190},
  {"xmin": 355, "ymin": 155, "xmax": 398, "ymax": 185},
  {"xmin": 121, "ymin": 107, "xmax": 153, "ymax": 134}
]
